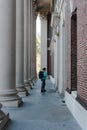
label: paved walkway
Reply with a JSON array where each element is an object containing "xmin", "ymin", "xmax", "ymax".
[{"xmin": 3, "ymin": 79, "xmax": 82, "ymax": 130}]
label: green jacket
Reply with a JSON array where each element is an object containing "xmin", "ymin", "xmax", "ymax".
[{"xmin": 42, "ymin": 71, "xmax": 47, "ymax": 80}]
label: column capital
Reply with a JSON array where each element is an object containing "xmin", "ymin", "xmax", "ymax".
[{"xmin": 40, "ymin": 12, "xmax": 48, "ymax": 20}]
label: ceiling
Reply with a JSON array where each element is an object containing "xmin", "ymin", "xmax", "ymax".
[{"xmin": 33, "ymin": 0, "xmax": 52, "ymax": 14}]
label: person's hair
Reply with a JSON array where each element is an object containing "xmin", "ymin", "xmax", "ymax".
[{"xmin": 43, "ymin": 67, "xmax": 46, "ymax": 71}]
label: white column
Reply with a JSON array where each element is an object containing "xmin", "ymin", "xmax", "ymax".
[
  {"xmin": 27, "ymin": 0, "xmax": 31, "ymax": 81},
  {"xmin": 0, "ymin": 0, "xmax": 22, "ymax": 107},
  {"xmin": 33, "ymin": 15, "xmax": 37, "ymax": 79},
  {"xmin": 58, "ymin": 11, "xmax": 66, "ymax": 96},
  {"xmin": 27, "ymin": 0, "xmax": 33, "ymax": 87},
  {"xmin": 31, "ymin": 10, "xmax": 36, "ymax": 80},
  {"xmin": 29, "ymin": 2, "xmax": 36, "ymax": 81},
  {"xmin": 41, "ymin": 16, "xmax": 47, "ymax": 69},
  {"xmin": 24, "ymin": 0, "xmax": 29, "ymax": 86},
  {"xmin": 16, "ymin": 0, "xmax": 28, "ymax": 97},
  {"xmin": 30, "ymin": 1, "xmax": 34, "ymax": 80},
  {"xmin": 27, "ymin": 1, "xmax": 37, "ymax": 87},
  {"xmin": 54, "ymin": 35, "xmax": 58, "ymax": 89}
]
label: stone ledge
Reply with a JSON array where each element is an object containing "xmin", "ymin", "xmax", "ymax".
[{"xmin": 65, "ymin": 91, "xmax": 87, "ymax": 130}]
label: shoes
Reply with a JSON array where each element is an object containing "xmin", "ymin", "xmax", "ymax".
[{"xmin": 41, "ymin": 89, "xmax": 46, "ymax": 93}]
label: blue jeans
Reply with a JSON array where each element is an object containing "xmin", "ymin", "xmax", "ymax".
[{"xmin": 41, "ymin": 79, "xmax": 46, "ymax": 91}]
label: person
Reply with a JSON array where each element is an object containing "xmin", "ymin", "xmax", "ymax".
[{"xmin": 41, "ymin": 67, "xmax": 47, "ymax": 93}]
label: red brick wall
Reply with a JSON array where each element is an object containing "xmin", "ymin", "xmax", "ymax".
[
  {"xmin": 76, "ymin": 1, "xmax": 87, "ymax": 109},
  {"xmin": 47, "ymin": 13, "xmax": 51, "ymax": 75},
  {"xmin": 65, "ymin": 0, "xmax": 87, "ymax": 109},
  {"xmin": 71, "ymin": 12, "xmax": 77, "ymax": 91},
  {"xmin": 66, "ymin": 5, "xmax": 77, "ymax": 93}
]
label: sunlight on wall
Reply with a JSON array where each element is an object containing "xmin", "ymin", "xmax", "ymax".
[{"xmin": 36, "ymin": 15, "xmax": 41, "ymax": 75}]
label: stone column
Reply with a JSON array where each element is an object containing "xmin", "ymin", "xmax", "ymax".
[
  {"xmin": 27, "ymin": 0, "xmax": 33, "ymax": 87},
  {"xmin": 40, "ymin": 16, "xmax": 47, "ymax": 69},
  {"xmin": 16, "ymin": 0, "xmax": 28, "ymax": 96},
  {"xmin": 31, "ymin": 3, "xmax": 36, "ymax": 83},
  {"xmin": 30, "ymin": 1, "xmax": 34, "ymax": 80},
  {"xmin": 31, "ymin": 9, "xmax": 37, "ymax": 80},
  {"xmin": 24, "ymin": 0, "xmax": 29, "ymax": 87},
  {"xmin": 28, "ymin": 0, "xmax": 31, "ymax": 80},
  {"xmin": 28, "ymin": 1, "xmax": 36, "ymax": 86},
  {"xmin": 0, "ymin": 0, "xmax": 22, "ymax": 107}
]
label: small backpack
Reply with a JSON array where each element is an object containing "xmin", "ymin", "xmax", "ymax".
[{"xmin": 39, "ymin": 71, "xmax": 44, "ymax": 79}]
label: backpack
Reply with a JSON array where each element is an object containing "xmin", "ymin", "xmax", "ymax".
[{"xmin": 39, "ymin": 71, "xmax": 44, "ymax": 79}]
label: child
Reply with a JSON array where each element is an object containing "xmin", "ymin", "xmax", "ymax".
[{"xmin": 41, "ymin": 68, "xmax": 47, "ymax": 92}]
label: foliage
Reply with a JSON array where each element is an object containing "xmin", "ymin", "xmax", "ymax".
[{"xmin": 36, "ymin": 34, "xmax": 41, "ymax": 54}]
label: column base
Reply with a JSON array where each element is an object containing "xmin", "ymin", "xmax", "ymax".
[
  {"xmin": 24, "ymin": 80, "xmax": 29, "ymax": 85},
  {"xmin": 24, "ymin": 84, "xmax": 31, "ymax": 91},
  {"xmin": 16, "ymin": 85, "xmax": 29, "ymax": 97},
  {"xmin": 1, "ymin": 99, "xmax": 22, "ymax": 107},
  {"xmin": 28, "ymin": 80, "xmax": 34, "ymax": 89},
  {"xmin": 24, "ymin": 81, "xmax": 30, "ymax": 90},
  {"xmin": 17, "ymin": 91, "xmax": 29, "ymax": 97},
  {"xmin": 0, "ymin": 89, "xmax": 23, "ymax": 107},
  {"xmin": 0, "ymin": 110, "xmax": 9, "ymax": 130}
]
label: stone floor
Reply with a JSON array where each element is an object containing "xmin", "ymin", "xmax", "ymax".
[{"xmin": 3, "ymin": 79, "xmax": 82, "ymax": 130}]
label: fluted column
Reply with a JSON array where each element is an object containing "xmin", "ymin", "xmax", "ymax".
[
  {"xmin": 0, "ymin": 0, "xmax": 22, "ymax": 107},
  {"xmin": 28, "ymin": 0, "xmax": 31, "ymax": 81},
  {"xmin": 27, "ymin": 0, "xmax": 33, "ymax": 87},
  {"xmin": 24, "ymin": 0, "xmax": 29, "ymax": 88},
  {"xmin": 40, "ymin": 16, "xmax": 47, "ymax": 69},
  {"xmin": 16, "ymin": 0, "xmax": 28, "ymax": 96},
  {"xmin": 30, "ymin": 3, "xmax": 37, "ymax": 80}
]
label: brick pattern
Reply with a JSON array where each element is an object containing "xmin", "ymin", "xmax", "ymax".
[
  {"xmin": 66, "ymin": 6, "xmax": 77, "ymax": 92},
  {"xmin": 66, "ymin": 0, "xmax": 87, "ymax": 108},
  {"xmin": 77, "ymin": 1, "xmax": 87, "ymax": 109},
  {"xmin": 71, "ymin": 13, "xmax": 77, "ymax": 91},
  {"xmin": 47, "ymin": 13, "xmax": 51, "ymax": 75}
]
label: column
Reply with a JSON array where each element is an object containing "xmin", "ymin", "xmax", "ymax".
[
  {"xmin": 16, "ymin": 0, "xmax": 28, "ymax": 96},
  {"xmin": 28, "ymin": 1, "xmax": 37, "ymax": 86},
  {"xmin": 24, "ymin": 0, "xmax": 29, "ymax": 88},
  {"xmin": 32, "ymin": 10, "xmax": 37, "ymax": 80},
  {"xmin": 0, "ymin": 0, "xmax": 22, "ymax": 107},
  {"xmin": 27, "ymin": 0, "xmax": 31, "ymax": 84},
  {"xmin": 40, "ymin": 16, "xmax": 47, "ymax": 69},
  {"xmin": 27, "ymin": 0, "xmax": 33, "ymax": 87},
  {"xmin": 30, "ymin": 1, "xmax": 34, "ymax": 80}
]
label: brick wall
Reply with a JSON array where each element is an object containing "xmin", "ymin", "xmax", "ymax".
[
  {"xmin": 76, "ymin": 1, "xmax": 87, "ymax": 109},
  {"xmin": 65, "ymin": 3, "xmax": 71, "ymax": 93},
  {"xmin": 66, "ymin": 5, "xmax": 77, "ymax": 93},
  {"xmin": 65, "ymin": 0, "xmax": 87, "ymax": 109},
  {"xmin": 47, "ymin": 13, "xmax": 51, "ymax": 75},
  {"xmin": 71, "ymin": 12, "xmax": 77, "ymax": 91}
]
